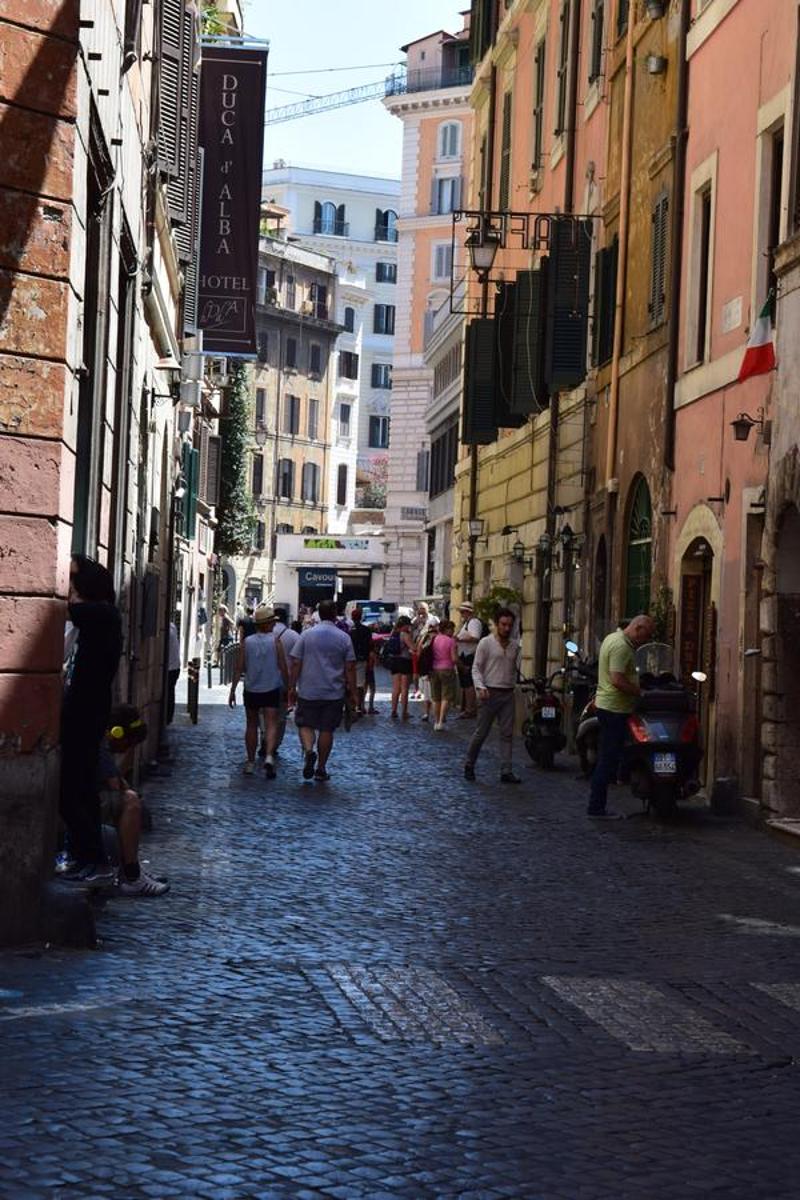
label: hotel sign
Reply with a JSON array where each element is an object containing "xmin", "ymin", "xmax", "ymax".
[
  {"xmin": 303, "ymin": 537, "xmax": 370, "ymax": 551},
  {"xmin": 198, "ymin": 45, "xmax": 268, "ymax": 355}
]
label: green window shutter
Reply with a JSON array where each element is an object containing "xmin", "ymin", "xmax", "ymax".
[
  {"xmin": 185, "ymin": 446, "xmax": 199, "ymax": 541},
  {"xmin": 624, "ymin": 477, "xmax": 653, "ymax": 621},
  {"xmin": 544, "ymin": 217, "xmax": 592, "ymax": 390},
  {"xmin": 495, "ymin": 282, "xmax": 526, "ymax": 428},
  {"xmin": 499, "ymin": 90, "xmax": 513, "ymax": 209},
  {"xmin": 511, "ymin": 265, "xmax": 549, "ymax": 413},
  {"xmin": 462, "ymin": 319, "xmax": 498, "ymax": 445},
  {"xmin": 649, "ymin": 192, "xmax": 669, "ymax": 327}
]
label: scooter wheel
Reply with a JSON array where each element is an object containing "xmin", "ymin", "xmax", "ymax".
[
  {"xmin": 537, "ymin": 747, "xmax": 555, "ymax": 770},
  {"xmin": 578, "ymin": 738, "xmax": 597, "ymax": 778},
  {"xmin": 651, "ymin": 785, "xmax": 677, "ymax": 820},
  {"xmin": 524, "ymin": 738, "xmax": 538, "ymax": 763}
]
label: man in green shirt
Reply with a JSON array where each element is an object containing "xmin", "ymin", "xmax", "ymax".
[{"xmin": 588, "ymin": 614, "xmax": 655, "ymax": 818}]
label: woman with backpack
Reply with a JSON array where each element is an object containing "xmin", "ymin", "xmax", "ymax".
[{"xmin": 386, "ymin": 615, "xmax": 415, "ymax": 720}]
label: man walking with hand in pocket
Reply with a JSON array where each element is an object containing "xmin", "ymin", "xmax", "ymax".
[{"xmin": 464, "ymin": 608, "xmax": 521, "ymax": 785}]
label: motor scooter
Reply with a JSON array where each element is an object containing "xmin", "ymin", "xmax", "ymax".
[
  {"xmin": 520, "ymin": 669, "xmax": 567, "ymax": 769},
  {"xmin": 575, "ymin": 641, "xmax": 706, "ymax": 817}
]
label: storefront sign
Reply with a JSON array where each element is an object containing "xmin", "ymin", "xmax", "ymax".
[
  {"xmin": 198, "ymin": 45, "xmax": 268, "ymax": 355},
  {"xmin": 303, "ymin": 537, "xmax": 369, "ymax": 551},
  {"xmin": 298, "ymin": 568, "xmax": 337, "ymax": 589}
]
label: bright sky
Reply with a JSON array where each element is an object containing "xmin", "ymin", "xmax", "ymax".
[{"xmin": 243, "ymin": 1, "xmax": 467, "ymax": 179}]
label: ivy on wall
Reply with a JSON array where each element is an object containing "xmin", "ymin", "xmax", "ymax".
[{"xmin": 216, "ymin": 361, "xmax": 256, "ymax": 556}]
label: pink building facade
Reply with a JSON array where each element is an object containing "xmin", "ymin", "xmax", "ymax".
[{"xmin": 671, "ymin": 0, "xmax": 796, "ymax": 806}]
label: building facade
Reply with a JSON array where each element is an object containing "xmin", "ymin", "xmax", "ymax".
[
  {"xmin": 224, "ymin": 234, "xmax": 340, "ymax": 612},
  {"xmin": 261, "ymin": 166, "xmax": 401, "ymax": 534},
  {"xmin": 382, "ymin": 17, "xmax": 474, "ymax": 604}
]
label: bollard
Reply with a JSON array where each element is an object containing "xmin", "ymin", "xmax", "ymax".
[{"xmin": 187, "ymin": 657, "xmax": 200, "ymax": 724}]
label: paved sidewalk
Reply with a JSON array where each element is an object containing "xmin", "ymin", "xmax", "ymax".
[{"xmin": 3, "ymin": 678, "xmax": 800, "ymax": 1197}]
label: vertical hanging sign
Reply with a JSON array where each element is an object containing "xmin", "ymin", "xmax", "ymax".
[{"xmin": 198, "ymin": 44, "xmax": 267, "ymax": 355}]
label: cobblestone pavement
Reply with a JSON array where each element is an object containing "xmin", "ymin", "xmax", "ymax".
[{"xmin": 4, "ymin": 677, "xmax": 800, "ymax": 1198}]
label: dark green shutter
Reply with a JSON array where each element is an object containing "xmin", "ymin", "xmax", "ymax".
[
  {"xmin": 499, "ymin": 91, "xmax": 512, "ymax": 209},
  {"xmin": 649, "ymin": 192, "xmax": 669, "ymax": 326},
  {"xmin": 462, "ymin": 319, "xmax": 498, "ymax": 445},
  {"xmin": 495, "ymin": 283, "xmax": 526, "ymax": 428},
  {"xmin": 545, "ymin": 217, "xmax": 592, "ymax": 389},
  {"xmin": 511, "ymin": 265, "xmax": 549, "ymax": 413}
]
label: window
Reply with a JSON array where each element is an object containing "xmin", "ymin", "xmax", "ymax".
[
  {"xmin": 276, "ymin": 522, "xmax": 294, "ymax": 534},
  {"xmin": 255, "ymin": 520, "xmax": 266, "ymax": 551},
  {"xmin": 696, "ymin": 186, "xmax": 713, "ymax": 362},
  {"xmin": 433, "ymin": 341, "xmax": 462, "ymax": 397},
  {"xmin": 371, "ymin": 362, "xmax": 393, "ymax": 389},
  {"xmin": 589, "ymin": 0, "xmax": 604, "ymax": 83},
  {"xmin": 624, "ymin": 476, "xmax": 652, "ymax": 621},
  {"xmin": 307, "ymin": 397, "xmax": 319, "ymax": 440},
  {"xmin": 376, "ymin": 261, "xmax": 397, "ymax": 283},
  {"xmin": 438, "ymin": 121, "xmax": 461, "ymax": 158},
  {"xmin": 375, "ymin": 208, "xmax": 398, "ymax": 242},
  {"xmin": 309, "ymin": 343, "xmax": 322, "ymax": 375},
  {"xmin": 257, "ymin": 266, "xmax": 267, "ymax": 305},
  {"xmin": 499, "ymin": 90, "xmax": 512, "ymax": 209},
  {"xmin": 314, "ymin": 200, "xmax": 347, "ymax": 236},
  {"xmin": 252, "ymin": 453, "xmax": 264, "ymax": 496},
  {"xmin": 310, "ymin": 282, "xmax": 328, "ymax": 319},
  {"xmin": 257, "ymin": 331, "xmax": 268, "ymax": 362},
  {"xmin": 374, "ymin": 304, "xmax": 396, "ymax": 335},
  {"xmin": 343, "ymin": 306, "xmax": 355, "ymax": 332},
  {"xmin": 320, "ymin": 201, "xmax": 336, "ymax": 233},
  {"xmin": 284, "ymin": 394, "xmax": 301, "ymax": 436},
  {"xmin": 339, "ymin": 350, "xmax": 359, "ymax": 379},
  {"xmin": 429, "ymin": 417, "xmax": 459, "ymax": 498},
  {"xmin": 301, "ymin": 462, "xmax": 320, "ymax": 503},
  {"xmin": 123, "ymin": 0, "xmax": 143, "ymax": 72},
  {"xmin": 433, "ymin": 243, "xmax": 453, "ymax": 281},
  {"xmin": 368, "ymin": 415, "xmax": 390, "ymax": 448},
  {"xmin": 255, "ymin": 387, "xmax": 266, "ymax": 426},
  {"xmin": 285, "ymin": 274, "xmax": 296, "ymax": 309},
  {"xmin": 533, "ymin": 40, "xmax": 546, "ymax": 172},
  {"xmin": 336, "ymin": 463, "xmax": 348, "ymax": 506},
  {"xmin": 592, "ymin": 236, "xmax": 618, "ymax": 367},
  {"xmin": 555, "ymin": 1, "xmax": 571, "ymax": 136},
  {"xmin": 277, "ymin": 459, "xmax": 294, "ymax": 500},
  {"xmin": 617, "ymin": 0, "xmax": 629, "ymax": 37},
  {"xmin": 339, "ymin": 403, "xmax": 351, "ymax": 437},
  {"xmin": 761, "ymin": 125, "xmax": 785, "ymax": 315},
  {"xmin": 416, "ymin": 448, "xmax": 430, "ymax": 493},
  {"xmin": 432, "ymin": 175, "xmax": 462, "ymax": 215},
  {"xmin": 286, "ymin": 337, "xmax": 297, "ymax": 369},
  {"xmin": 649, "ymin": 192, "xmax": 669, "ymax": 327}
]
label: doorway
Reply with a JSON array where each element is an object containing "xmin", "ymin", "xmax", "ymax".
[
  {"xmin": 775, "ymin": 505, "xmax": 800, "ymax": 808},
  {"xmin": 678, "ymin": 538, "xmax": 715, "ymax": 780}
]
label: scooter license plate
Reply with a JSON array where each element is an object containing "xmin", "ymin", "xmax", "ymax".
[
  {"xmin": 653, "ymin": 752, "xmax": 677, "ymax": 775},
  {"xmin": 541, "ymin": 706, "xmax": 557, "ymax": 719}
]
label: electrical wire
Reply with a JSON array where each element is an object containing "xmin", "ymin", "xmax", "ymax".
[{"xmin": 269, "ymin": 61, "xmax": 403, "ymax": 77}]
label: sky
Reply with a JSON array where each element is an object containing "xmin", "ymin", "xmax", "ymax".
[{"xmin": 243, "ymin": 1, "xmax": 467, "ymax": 180}]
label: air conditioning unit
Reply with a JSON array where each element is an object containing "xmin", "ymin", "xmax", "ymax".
[
  {"xmin": 182, "ymin": 350, "xmax": 204, "ymax": 382},
  {"xmin": 207, "ymin": 357, "xmax": 228, "ymax": 386},
  {"xmin": 180, "ymin": 379, "xmax": 201, "ymax": 408}
]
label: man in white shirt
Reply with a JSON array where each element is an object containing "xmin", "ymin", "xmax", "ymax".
[
  {"xmin": 229, "ymin": 606, "xmax": 289, "ymax": 778},
  {"xmin": 464, "ymin": 608, "xmax": 521, "ymax": 784},
  {"xmin": 455, "ymin": 601, "xmax": 484, "ymax": 718}
]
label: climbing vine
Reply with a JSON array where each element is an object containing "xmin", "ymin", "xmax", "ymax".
[{"xmin": 216, "ymin": 361, "xmax": 256, "ymax": 556}]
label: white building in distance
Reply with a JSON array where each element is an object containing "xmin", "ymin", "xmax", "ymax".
[{"xmin": 262, "ymin": 164, "xmax": 401, "ymax": 536}]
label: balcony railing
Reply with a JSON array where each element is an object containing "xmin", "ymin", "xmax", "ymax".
[
  {"xmin": 385, "ymin": 65, "xmax": 473, "ymax": 96},
  {"xmin": 375, "ymin": 225, "xmax": 399, "ymax": 243},
  {"xmin": 313, "ymin": 217, "xmax": 350, "ymax": 237}
]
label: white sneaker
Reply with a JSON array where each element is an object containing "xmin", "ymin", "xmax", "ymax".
[
  {"xmin": 243, "ymin": 761, "xmax": 255, "ymax": 776},
  {"xmin": 421, "ymin": 713, "xmax": 429, "ymax": 722},
  {"xmin": 434, "ymin": 722, "xmax": 444, "ymax": 732},
  {"xmin": 119, "ymin": 870, "xmax": 170, "ymax": 897}
]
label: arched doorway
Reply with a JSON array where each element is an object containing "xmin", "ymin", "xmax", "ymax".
[
  {"xmin": 678, "ymin": 537, "xmax": 715, "ymax": 778},
  {"xmin": 624, "ymin": 476, "xmax": 652, "ymax": 621},
  {"xmin": 775, "ymin": 505, "xmax": 800, "ymax": 807}
]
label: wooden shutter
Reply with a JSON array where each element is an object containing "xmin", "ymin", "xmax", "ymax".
[
  {"xmin": 454, "ymin": 176, "xmax": 463, "ymax": 210},
  {"xmin": 499, "ymin": 91, "xmax": 512, "ymax": 209},
  {"xmin": 589, "ymin": 0, "xmax": 604, "ymax": 82},
  {"xmin": 206, "ymin": 435, "xmax": 221, "ymax": 506},
  {"xmin": 157, "ymin": 0, "xmax": 183, "ymax": 179},
  {"xmin": 462, "ymin": 319, "xmax": 498, "ymax": 444},
  {"xmin": 168, "ymin": 3, "xmax": 199, "ymax": 231},
  {"xmin": 533, "ymin": 40, "xmax": 546, "ymax": 169},
  {"xmin": 544, "ymin": 217, "xmax": 592, "ymax": 390},
  {"xmin": 431, "ymin": 176, "xmax": 439, "ymax": 215},
  {"xmin": 182, "ymin": 145, "xmax": 203, "ymax": 330},
  {"xmin": 649, "ymin": 192, "xmax": 669, "ymax": 326},
  {"xmin": 556, "ymin": 1, "xmax": 570, "ymax": 134},
  {"xmin": 511, "ymin": 266, "xmax": 549, "ymax": 413},
  {"xmin": 336, "ymin": 203, "xmax": 346, "ymax": 229},
  {"xmin": 495, "ymin": 282, "xmax": 526, "ymax": 428},
  {"xmin": 198, "ymin": 423, "xmax": 210, "ymax": 502}
]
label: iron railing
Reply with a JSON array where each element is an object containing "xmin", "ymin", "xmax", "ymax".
[{"xmin": 385, "ymin": 65, "xmax": 473, "ymax": 95}]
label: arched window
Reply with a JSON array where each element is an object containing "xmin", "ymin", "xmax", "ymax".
[
  {"xmin": 375, "ymin": 208, "xmax": 398, "ymax": 243},
  {"xmin": 276, "ymin": 522, "xmax": 294, "ymax": 535},
  {"xmin": 321, "ymin": 201, "xmax": 336, "ymax": 233},
  {"xmin": 386, "ymin": 210, "xmax": 397, "ymax": 239},
  {"xmin": 343, "ymin": 306, "xmax": 355, "ymax": 333},
  {"xmin": 439, "ymin": 121, "xmax": 461, "ymax": 158},
  {"xmin": 625, "ymin": 476, "xmax": 652, "ymax": 620}
]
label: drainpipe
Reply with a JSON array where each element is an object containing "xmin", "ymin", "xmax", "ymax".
[
  {"xmin": 467, "ymin": 62, "xmax": 497, "ymax": 600},
  {"xmin": 664, "ymin": 0, "xmax": 690, "ymax": 472},
  {"xmin": 604, "ymin": 8, "xmax": 637, "ymax": 580}
]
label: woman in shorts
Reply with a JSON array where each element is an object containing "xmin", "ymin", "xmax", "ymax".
[
  {"xmin": 388, "ymin": 615, "xmax": 415, "ymax": 720},
  {"xmin": 429, "ymin": 620, "xmax": 459, "ymax": 730}
]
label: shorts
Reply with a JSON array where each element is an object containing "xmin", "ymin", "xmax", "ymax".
[
  {"xmin": 390, "ymin": 657, "xmax": 413, "ymax": 676},
  {"xmin": 457, "ymin": 656, "xmax": 475, "ymax": 689},
  {"xmin": 430, "ymin": 668, "xmax": 457, "ymax": 704},
  {"xmin": 244, "ymin": 688, "xmax": 281, "ymax": 710},
  {"xmin": 355, "ymin": 661, "xmax": 367, "ymax": 689},
  {"xmin": 295, "ymin": 697, "xmax": 344, "ymax": 732}
]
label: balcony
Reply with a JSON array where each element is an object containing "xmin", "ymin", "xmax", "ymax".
[
  {"xmin": 374, "ymin": 224, "xmax": 399, "ymax": 244},
  {"xmin": 313, "ymin": 217, "xmax": 350, "ymax": 237},
  {"xmin": 385, "ymin": 65, "xmax": 473, "ymax": 96}
]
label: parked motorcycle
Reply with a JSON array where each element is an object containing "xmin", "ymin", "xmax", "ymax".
[
  {"xmin": 575, "ymin": 641, "xmax": 706, "ymax": 817},
  {"xmin": 520, "ymin": 670, "xmax": 567, "ymax": 769}
]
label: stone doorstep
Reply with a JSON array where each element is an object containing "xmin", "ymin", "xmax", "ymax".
[{"xmin": 765, "ymin": 816, "xmax": 800, "ymax": 840}]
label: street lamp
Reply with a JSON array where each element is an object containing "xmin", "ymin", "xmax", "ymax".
[
  {"xmin": 731, "ymin": 409, "xmax": 765, "ymax": 442},
  {"xmin": 254, "ymin": 422, "xmax": 268, "ymax": 447},
  {"xmin": 465, "ymin": 221, "xmax": 501, "ymax": 283},
  {"xmin": 467, "ymin": 518, "xmax": 485, "ymax": 539},
  {"xmin": 512, "ymin": 538, "xmax": 534, "ymax": 570}
]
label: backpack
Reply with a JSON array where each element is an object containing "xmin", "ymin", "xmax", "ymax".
[
  {"xmin": 417, "ymin": 637, "xmax": 434, "ymax": 678},
  {"xmin": 381, "ymin": 631, "xmax": 402, "ymax": 665}
]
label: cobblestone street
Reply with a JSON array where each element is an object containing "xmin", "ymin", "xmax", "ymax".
[{"xmin": 4, "ymin": 679, "xmax": 800, "ymax": 1198}]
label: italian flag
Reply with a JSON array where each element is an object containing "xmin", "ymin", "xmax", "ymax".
[{"xmin": 737, "ymin": 296, "xmax": 776, "ymax": 383}]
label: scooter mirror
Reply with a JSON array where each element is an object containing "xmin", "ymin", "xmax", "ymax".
[
  {"xmin": 691, "ymin": 670, "xmax": 707, "ymax": 683},
  {"xmin": 565, "ymin": 640, "xmax": 579, "ymax": 655}
]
